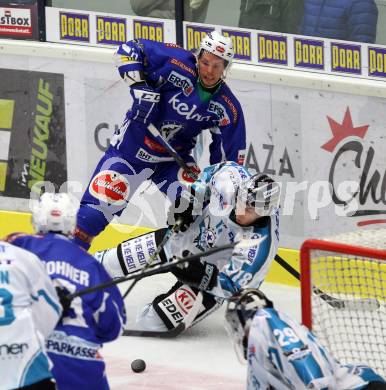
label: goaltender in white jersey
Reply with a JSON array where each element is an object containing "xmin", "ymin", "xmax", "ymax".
[
  {"xmin": 0, "ymin": 241, "xmax": 61, "ymax": 389},
  {"xmin": 225, "ymin": 289, "xmax": 386, "ymax": 390},
  {"xmin": 97, "ymin": 161, "xmax": 280, "ymax": 332}
]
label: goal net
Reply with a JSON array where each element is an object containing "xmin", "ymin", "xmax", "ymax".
[{"xmin": 300, "ymin": 229, "xmax": 386, "ymax": 377}]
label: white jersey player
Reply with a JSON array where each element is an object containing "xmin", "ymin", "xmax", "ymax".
[
  {"xmin": 225, "ymin": 288, "xmax": 386, "ymax": 390},
  {"xmin": 96, "ymin": 161, "xmax": 280, "ymax": 332},
  {"xmin": 7, "ymin": 193, "xmax": 126, "ymax": 390},
  {"xmin": 0, "ymin": 241, "xmax": 61, "ymax": 390}
]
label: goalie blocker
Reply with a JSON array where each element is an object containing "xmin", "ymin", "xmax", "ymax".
[{"xmin": 95, "ymin": 230, "xmax": 221, "ymax": 331}]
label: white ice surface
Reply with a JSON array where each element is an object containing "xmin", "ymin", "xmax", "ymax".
[{"xmin": 103, "ymin": 274, "xmax": 301, "ymax": 389}]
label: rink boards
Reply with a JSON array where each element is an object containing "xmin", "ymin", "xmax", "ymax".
[{"xmin": 0, "ymin": 209, "xmax": 300, "ymax": 287}]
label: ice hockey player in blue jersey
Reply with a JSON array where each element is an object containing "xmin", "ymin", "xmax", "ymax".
[
  {"xmin": 0, "ymin": 241, "xmax": 61, "ymax": 390},
  {"xmin": 225, "ymin": 288, "xmax": 386, "ymax": 390},
  {"xmin": 96, "ymin": 161, "xmax": 280, "ymax": 332},
  {"xmin": 6, "ymin": 193, "xmax": 126, "ymax": 390},
  {"xmin": 75, "ymin": 31, "xmax": 247, "ymax": 250}
]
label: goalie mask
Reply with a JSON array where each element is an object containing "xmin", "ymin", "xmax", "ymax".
[
  {"xmin": 225, "ymin": 289, "xmax": 273, "ymax": 363},
  {"xmin": 197, "ymin": 31, "xmax": 234, "ymax": 72},
  {"xmin": 236, "ymin": 173, "xmax": 280, "ymax": 216},
  {"xmin": 31, "ymin": 192, "xmax": 79, "ymax": 236}
]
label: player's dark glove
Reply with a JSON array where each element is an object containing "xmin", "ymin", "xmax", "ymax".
[
  {"xmin": 171, "ymin": 256, "xmax": 219, "ymax": 291},
  {"xmin": 55, "ymin": 286, "xmax": 72, "ymax": 314},
  {"xmin": 167, "ymin": 191, "xmax": 197, "ymax": 232},
  {"xmin": 130, "ymin": 82, "xmax": 160, "ymax": 125}
]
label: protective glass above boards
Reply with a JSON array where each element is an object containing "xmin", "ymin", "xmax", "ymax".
[{"xmin": 48, "ymin": 0, "xmax": 385, "ymax": 45}]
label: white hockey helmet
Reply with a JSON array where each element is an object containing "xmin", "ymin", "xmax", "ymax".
[
  {"xmin": 198, "ymin": 31, "xmax": 234, "ymax": 69},
  {"xmin": 31, "ymin": 192, "xmax": 79, "ymax": 236},
  {"xmin": 225, "ymin": 289, "xmax": 273, "ymax": 362},
  {"xmin": 236, "ymin": 173, "xmax": 280, "ymax": 216}
]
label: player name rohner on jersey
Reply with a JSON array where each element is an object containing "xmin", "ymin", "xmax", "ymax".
[{"xmin": 45, "ymin": 260, "xmax": 90, "ymax": 286}]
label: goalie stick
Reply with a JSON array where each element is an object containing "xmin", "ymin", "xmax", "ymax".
[
  {"xmin": 66, "ymin": 238, "xmax": 264, "ymax": 301},
  {"xmin": 66, "ymin": 240, "xmax": 263, "ymax": 338},
  {"xmin": 122, "ymin": 322, "xmax": 186, "ymax": 338},
  {"xmin": 122, "ymin": 239, "xmax": 264, "ymax": 337},
  {"xmin": 274, "ymin": 253, "xmax": 380, "ymax": 311}
]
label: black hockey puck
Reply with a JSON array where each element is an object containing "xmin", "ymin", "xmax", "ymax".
[{"xmin": 131, "ymin": 358, "xmax": 146, "ymax": 373}]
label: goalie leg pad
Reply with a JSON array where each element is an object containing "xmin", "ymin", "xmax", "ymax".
[
  {"xmin": 95, "ymin": 228, "xmax": 167, "ymax": 277},
  {"xmin": 151, "ymin": 281, "xmax": 222, "ymax": 330},
  {"xmin": 118, "ymin": 228, "xmax": 168, "ymax": 274}
]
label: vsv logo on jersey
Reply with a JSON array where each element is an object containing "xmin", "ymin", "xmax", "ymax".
[
  {"xmin": 208, "ymin": 101, "xmax": 230, "ymax": 126},
  {"xmin": 168, "ymin": 93, "xmax": 211, "ymax": 122},
  {"xmin": 160, "ymin": 121, "xmax": 183, "ymax": 142},
  {"xmin": 167, "ymin": 71, "xmax": 194, "ymax": 96}
]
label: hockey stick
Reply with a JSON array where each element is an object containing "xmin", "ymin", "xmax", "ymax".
[
  {"xmin": 274, "ymin": 254, "xmax": 380, "ymax": 311},
  {"xmin": 153, "ymin": 129, "xmax": 379, "ymax": 312},
  {"xmin": 121, "ymin": 223, "xmax": 181, "ymax": 299},
  {"xmin": 147, "ymin": 123, "xmax": 199, "ymax": 180},
  {"xmin": 122, "ymin": 239, "xmax": 264, "ymax": 337},
  {"xmin": 67, "ymin": 238, "xmax": 263, "ymax": 302},
  {"xmin": 122, "ymin": 322, "xmax": 186, "ymax": 338}
]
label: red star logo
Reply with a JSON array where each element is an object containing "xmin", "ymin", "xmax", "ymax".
[{"xmin": 321, "ymin": 107, "xmax": 369, "ymax": 152}]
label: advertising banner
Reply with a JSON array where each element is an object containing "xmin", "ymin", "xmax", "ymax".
[
  {"xmin": 45, "ymin": 7, "xmax": 176, "ymax": 47},
  {"xmin": 0, "ymin": 2, "xmax": 39, "ymax": 40},
  {"xmin": 296, "ymin": 91, "xmax": 386, "ymax": 238},
  {"xmin": 0, "ymin": 69, "xmax": 67, "ymax": 199},
  {"xmin": 184, "ymin": 22, "xmax": 386, "ymax": 82},
  {"xmin": 1, "ymin": 49, "xmax": 385, "ymax": 247},
  {"xmin": 245, "ymin": 85, "xmax": 386, "ymax": 247},
  {"xmin": 195, "ymin": 80, "xmax": 386, "ymax": 247}
]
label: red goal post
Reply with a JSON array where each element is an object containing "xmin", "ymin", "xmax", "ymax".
[{"xmin": 300, "ymin": 236, "xmax": 386, "ymax": 377}]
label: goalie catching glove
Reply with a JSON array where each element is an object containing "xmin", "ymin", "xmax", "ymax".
[{"xmin": 170, "ymin": 254, "xmax": 219, "ymax": 291}]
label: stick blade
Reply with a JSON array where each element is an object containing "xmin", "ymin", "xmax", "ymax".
[
  {"xmin": 122, "ymin": 323, "xmax": 185, "ymax": 338},
  {"xmin": 338, "ymin": 298, "xmax": 380, "ymax": 311},
  {"xmin": 317, "ymin": 291, "xmax": 381, "ymax": 311}
]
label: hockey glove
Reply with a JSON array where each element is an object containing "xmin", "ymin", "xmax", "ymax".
[
  {"xmin": 55, "ymin": 286, "xmax": 72, "ymax": 314},
  {"xmin": 167, "ymin": 190, "xmax": 197, "ymax": 232},
  {"xmin": 171, "ymin": 257, "xmax": 219, "ymax": 291},
  {"xmin": 130, "ymin": 82, "xmax": 160, "ymax": 125}
]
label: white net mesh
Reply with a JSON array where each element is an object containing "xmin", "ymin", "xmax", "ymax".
[{"xmin": 303, "ymin": 229, "xmax": 386, "ymax": 377}]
